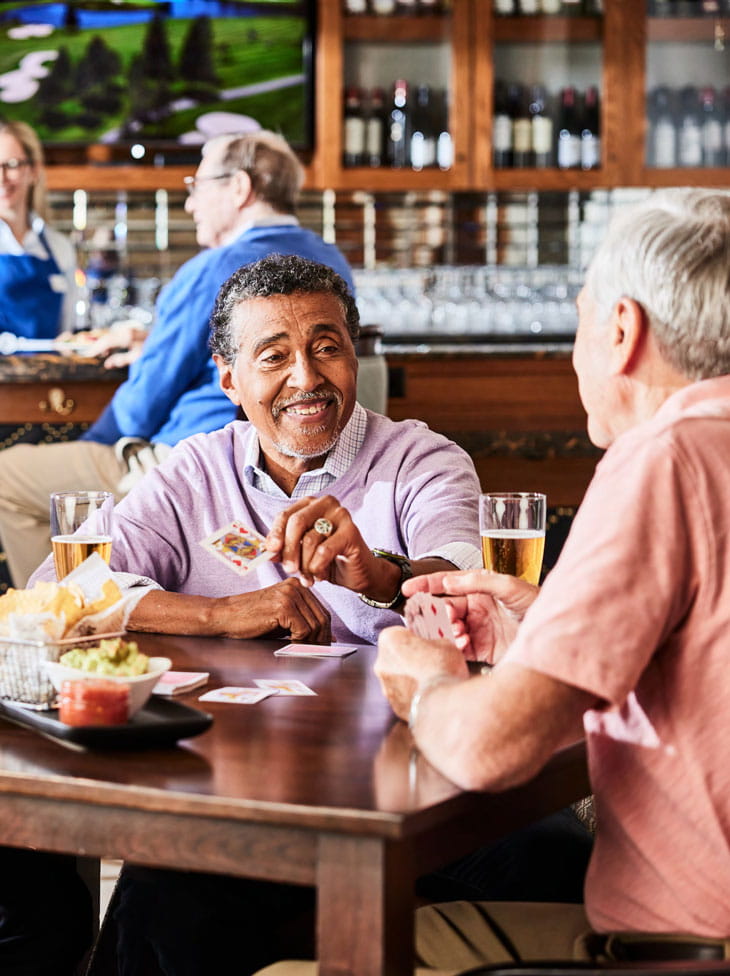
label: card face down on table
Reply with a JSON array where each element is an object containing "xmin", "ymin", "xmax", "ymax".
[{"xmin": 274, "ymin": 643, "xmax": 359, "ymax": 658}]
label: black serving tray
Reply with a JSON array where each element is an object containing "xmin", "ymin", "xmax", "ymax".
[{"xmin": 0, "ymin": 697, "xmax": 213, "ymax": 750}]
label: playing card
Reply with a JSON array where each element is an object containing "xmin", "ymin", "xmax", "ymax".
[
  {"xmin": 274, "ymin": 643, "xmax": 359, "ymax": 659},
  {"xmin": 153, "ymin": 671, "xmax": 210, "ymax": 696},
  {"xmin": 404, "ymin": 591, "xmax": 455, "ymax": 644},
  {"xmin": 198, "ymin": 686, "xmax": 277, "ymax": 704},
  {"xmin": 253, "ymin": 678, "xmax": 317, "ymax": 696},
  {"xmin": 199, "ymin": 521, "xmax": 275, "ymax": 575}
]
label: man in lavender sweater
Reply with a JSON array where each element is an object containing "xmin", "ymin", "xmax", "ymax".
[{"xmin": 32, "ymin": 254, "xmax": 481, "ymax": 644}]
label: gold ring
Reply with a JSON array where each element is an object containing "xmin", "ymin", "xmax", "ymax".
[{"xmin": 314, "ymin": 517, "xmax": 333, "ymax": 537}]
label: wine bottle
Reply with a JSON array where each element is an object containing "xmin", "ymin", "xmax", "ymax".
[
  {"xmin": 493, "ymin": 80, "xmax": 513, "ymax": 168},
  {"xmin": 529, "ymin": 84, "xmax": 553, "ymax": 167},
  {"xmin": 580, "ymin": 85, "xmax": 601, "ymax": 170},
  {"xmin": 511, "ymin": 84, "xmax": 533, "ymax": 167},
  {"xmin": 648, "ymin": 87, "xmax": 677, "ymax": 168},
  {"xmin": 365, "ymin": 87, "xmax": 386, "ymax": 167},
  {"xmin": 699, "ymin": 86, "xmax": 723, "ymax": 166},
  {"xmin": 411, "ymin": 84, "xmax": 437, "ymax": 170},
  {"xmin": 343, "ymin": 87, "xmax": 366, "ymax": 167},
  {"xmin": 556, "ymin": 86, "xmax": 581, "ymax": 169},
  {"xmin": 435, "ymin": 89, "xmax": 453, "ymax": 170},
  {"xmin": 387, "ymin": 79, "xmax": 411, "ymax": 167},
  {"xmin": 677, "ymin": 85, "xmax": 703, "ymax": 167}
]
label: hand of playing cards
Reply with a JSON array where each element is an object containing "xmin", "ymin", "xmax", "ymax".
[{"xmin": 404, "ymin": 592, "xmax": 455, "ymax": 645}]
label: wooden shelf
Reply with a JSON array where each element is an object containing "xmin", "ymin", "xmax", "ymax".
[
  {"xmin": 493, "ymin": 15, "xmax": 603, "ymax": 43},
  {"xmin": 44, "ymin": 163, "xmax": 317, "ymax": 193},
  {"xmin": 491, "ymin": 168, "xmax": 608, "ymax": 191},
  {"xmin": 325, "ymin": 165, "xmax": 470, "ymax": 192},
  {"xmin": 344, "ymin": 14, "xmax": 450, "ymax": 42},
  {"xmin": 648, "ymin": 16, "xmax": 729, "ymax": 42},
  {"xmin": 640, "ymin": 167, "xmax": 730, "ymax": 187}
]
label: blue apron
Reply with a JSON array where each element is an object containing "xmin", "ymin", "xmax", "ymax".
[{"xmin": 0, "ymin": 227, "xmax": 65, "ymax": 339}]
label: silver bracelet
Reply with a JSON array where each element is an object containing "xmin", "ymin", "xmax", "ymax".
[{"xmin": 408, "ymin": 673, "xmax": 461, "ymax": 734}]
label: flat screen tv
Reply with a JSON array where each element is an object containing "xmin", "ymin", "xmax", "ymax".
[{"xmin": 0, "ymin": 0, "xmax": 315, "ymax": 163}]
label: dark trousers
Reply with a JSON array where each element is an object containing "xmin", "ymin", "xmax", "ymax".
[
  {"xmin": 0, "ymin": 846, "xmax": 93, "ymax": 976},
  {"xmin": 113, "ymin": 809, "xmax": 592, "ymax": 976}
]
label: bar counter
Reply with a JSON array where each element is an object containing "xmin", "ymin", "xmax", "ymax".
[{"xmin": 0, "ymin": 354, "xmax": 127, "ymax": 429}]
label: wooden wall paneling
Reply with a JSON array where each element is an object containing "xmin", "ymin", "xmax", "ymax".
[
  {"xmin": 471, "ymin": 0, "xmax": 493, "ymax": 189},
  {"xmin": 449, "ymin": 0, "xmax": 475, "ymax": 189},
  {"xmin": 473, "ymin": 456, "xmax": 597, "ymax": 509},
  {"xmin": 604, "ymin": 0, "xmax": 646, "ymax": 186},
  {"xmin": 312, "ymin": 0, "xmax": 343, "ymax": 189},
  {"xmin": 387, "ymin": 355, "xmax": 587, "ymax": 431},
  {"xmin": 386, "ymin": 353, "xmax": 599, "ymax": 509}
]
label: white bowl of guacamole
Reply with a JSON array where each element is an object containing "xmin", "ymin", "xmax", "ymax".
[{"xmin": 46, "ymin": 638, "xmax": 171, "ymax": 717}]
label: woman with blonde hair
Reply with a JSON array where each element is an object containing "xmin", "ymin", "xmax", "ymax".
[{"xmin": 0, "ymin": 120, "xmax": 77, "ymax": 338}]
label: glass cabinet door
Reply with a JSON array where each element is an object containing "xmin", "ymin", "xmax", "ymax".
[
  {"xmin": 491, "ymin": 24, "xmax": 603, "ymax": 174},
  {"xmin": 316, "ymin": 1, "xmax": 471, "ymax": 190},
  {"xmin": 646, "ymin": 0, "xmax": 730, "ymax": 172}
]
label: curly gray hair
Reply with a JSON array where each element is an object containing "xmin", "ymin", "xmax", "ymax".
[{"xmin": 210, "ymin": 254, "xmax": 359, "ymax": 364}]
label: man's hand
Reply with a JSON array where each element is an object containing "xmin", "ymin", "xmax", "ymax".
[
  {"xmin": 401, "ymin": 569, "xmax": 539, "ymax": 664},
  {"xmin": 265, "ymin": 495, "xmax": 400, "ymax": 603},
  {"xmin": 66, "ymin": 320, "xmax": 148, "ymax": 369},
  {"xmin": 374, "ymin": 626, "xmax": 468, "ymax": 722},
  {"xmin": 213, "ymin": 578, "xmax": 331, "ymax": 642},
  {"xmin": 130, "ymin": 578, "xmax": 331, "ymax": 644}
]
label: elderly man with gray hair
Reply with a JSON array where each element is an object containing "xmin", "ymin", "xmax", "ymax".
[
  {"xmin": 367, "ymin": 187, "xmax": 730, "ymax": 972},
  {"xmin": 0, "ymin": 130, "xmax": 354, "ymax": 587}
]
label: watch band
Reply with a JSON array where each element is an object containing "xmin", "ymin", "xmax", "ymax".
[{"xmin": 357, "ymin": 548, "xmax": 413, "ymax": 610}]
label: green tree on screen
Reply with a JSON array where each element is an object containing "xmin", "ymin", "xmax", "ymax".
[{"xmin": 179, "ymin": 15, "xmax": 219, "ymax": 87}]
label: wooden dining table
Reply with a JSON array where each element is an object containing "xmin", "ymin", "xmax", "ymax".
[{"xmin": 0, "ymin": 633, "xmax": 590, "ymax": 976}]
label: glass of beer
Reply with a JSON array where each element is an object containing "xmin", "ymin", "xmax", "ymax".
[
  {"xmin": 479, "ymin": 492, "xmax": 546, "ymax": 585},
  {"xmin": 50, "ymin": 490, "xmax": 114, "ymax": 580}
]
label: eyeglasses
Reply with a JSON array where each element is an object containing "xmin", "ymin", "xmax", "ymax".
[
  {"xmin": 183, "ymin": 172, "xmax": 235, "ymax": 196},
  {"xmin": 0, "ymin": 158, "xmax": 31, "ymax": 177}
]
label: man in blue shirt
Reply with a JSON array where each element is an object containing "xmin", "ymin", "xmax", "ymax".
[{"xmin": 0, "ymin": 131, "xmax": 354, "ymax": 586}]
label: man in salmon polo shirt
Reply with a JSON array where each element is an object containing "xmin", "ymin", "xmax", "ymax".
[{"xmin": 366, "ymin": 187, "xmax": 730, "ymax": 972}]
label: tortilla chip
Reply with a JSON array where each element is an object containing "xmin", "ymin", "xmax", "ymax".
[
  {"xmin": 0, "ymin": 577, "xmax": 123, "ymax": 640},
  {"xmin": 0, "ymin": 581, "xmax": 86, "ymax": 633},
  {"xmin": 83, "ymin": 578, "xmax": 122, "ymax": 618}
]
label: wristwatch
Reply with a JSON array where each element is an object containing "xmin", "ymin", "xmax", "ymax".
[{"xmin": 358, "ymin": 548, "xmax": 413, "ymax": 611}]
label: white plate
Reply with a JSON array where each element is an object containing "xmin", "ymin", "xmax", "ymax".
[{"xmin": 45, "ymin": 657, "xmax": 171, "ymax": 717}]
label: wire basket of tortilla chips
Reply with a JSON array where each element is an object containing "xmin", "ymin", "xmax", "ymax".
[{"xmin": 0, "ymin": 556, "xmax": 135, "ymax": 709}]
